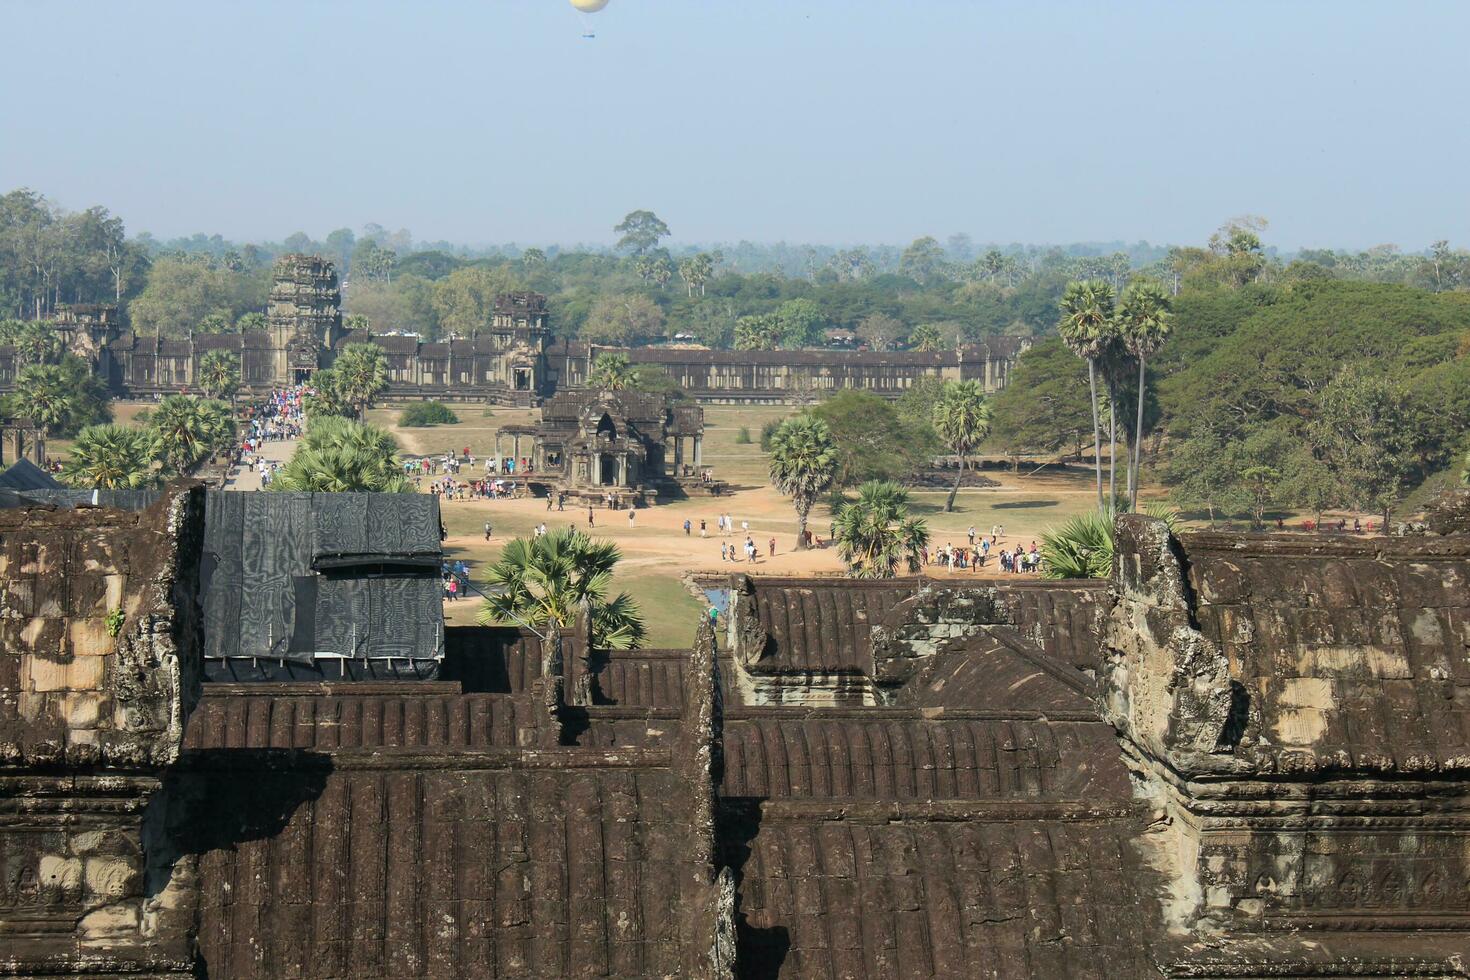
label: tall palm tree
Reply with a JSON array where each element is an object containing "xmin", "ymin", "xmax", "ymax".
[
  {"xmin": 477, "ymin": 527, "xmax": 646, "ymax": 650},
  {"xmin": 1057, "ymin": 279, "xmax": 1118, "ymax": 512},
  {"xmin": 15, "ymin": 323, "xmax": 63, "ymax": 365},
  {"xmin": 1116, "ymin": 279, "xmax": 1173, "ymax": 510},
  {"xmin": 932, "ymin": 380, "xmax": 993, "ymax": 512},
  {"xmin": 832, "ymin": 480, "xmax": 930, "ymax": 579},
  {"xmin": 268, "ymin": 416, "xmax": 411, "ymax": 492},
  {"xmin": 5, "ymin": 363, "xmax": 79, "ymax": 439},
  {"xmin": 196, "ymin": 398, "xmax": 238, "ymax": 458},
  {"xmin": 588, "ymin": 352, "xmax": 635, "ymax": 390},
  {"xmin": 59, "ymin": 425, "xmax": 158, "ymax": 490},
  {"xmin": 767, "ymin": 415, "xmax": 838, "ymax": 549},
  {"xmin": 149, "ymin": 395, "xmax": 212, "ymax": 475},
  {"xmin": 332, "ymin": 343, "xmax": 388, "ymax": 419},
  {"xmin": 197, "ymin": 349, "xmax": 241, "ymax": 405}
]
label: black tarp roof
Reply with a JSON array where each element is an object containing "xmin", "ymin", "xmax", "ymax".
[
  {"xmin": 0, "ymin": 459, "xmax": 62, "ymax": 491},
  {"xmin": 201, "ymin": 491, "xmax": 445, "ymax": 663}
]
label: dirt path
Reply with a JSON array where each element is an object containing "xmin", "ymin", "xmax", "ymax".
[{"xmin": 221, "ymin": 438, "xmax": 297, "ymax": 490}]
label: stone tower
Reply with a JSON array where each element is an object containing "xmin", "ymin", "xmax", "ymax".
[{"xmin": 266, "ymin": 254, "xmax": 342, "ymax": 382}]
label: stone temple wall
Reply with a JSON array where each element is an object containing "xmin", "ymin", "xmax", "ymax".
[
  {"xmin": 0, "ymin": 486, "xmax": 205, "ymax": 977},
  {"xmin": 5, "ymin": 492, "xmax": 1470, "ymax": 977},
  {"xmin": 1106, "ymin": 511, "xmax": 1470, "ymax": 955}
]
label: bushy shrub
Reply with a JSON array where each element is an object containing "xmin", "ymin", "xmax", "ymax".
[
  {"xmin": 399, "ymin": 401, "xmax": 460, "ymax": 427},
  {"xmin": 735, "ymin": 426, "xmax": 752, "ymax": 445}
]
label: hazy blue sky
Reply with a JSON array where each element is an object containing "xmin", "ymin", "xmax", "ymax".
[{"xmin": 4, "ymin": 1, "xmax": 1467, "ymax": 249}]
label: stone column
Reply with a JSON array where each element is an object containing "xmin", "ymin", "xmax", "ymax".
[
  {"xmin": 694, "ymin": 436, "xmax": 703, "ymax": 468},
  {"xmin": 674, "ymin": 437, "xmax": 684, "ymax": 471},
  {"xmin": 617, "ymin": 455, "xmax": 627, "ymax": 487}
]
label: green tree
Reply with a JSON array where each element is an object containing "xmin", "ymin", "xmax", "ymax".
[
  {"xmin": 832, "ymin": 481, "xmax": 930, "ymax": 578},
  {"xmin": 1308, "ymin": 367, "xmax": 1421, "ymax": 530},
  {"xmin": 269, "ymin": 416, "xmax": 411, "ymax": 493},
  {"xmin": 767, "ymin": 415, "xmax": 839, "ymax": 550},
  {"xmin": 811, "ymin": 389, "xmax": 936, "ymax": 487},
  {"xmin": 582, "ymin": 293, "xmax": 665, "ymax": 345},
  {"xmin": 1115, "ymin": 279, "xmax": 1172, "ymax": 509},
  {"xmin": 303, "ymin": 368, "xmax": 353, "ymax": 419},
  {"xmin": 352, "ymin": 239, "xmax": 397, "ymax": 283},
  {"xmin": 521, "ymin": 247, "xmax": 547, "ymax": 270},
  {"xmin": 1038, "ymin": 512, "xmax": 1113, "ymax": 580},
  {"xmin": 678, "ymin": 252, "xmax": 715, "ymax": 297},
  {"xmin": 127, "ymin": 257, "xmax": 264, "ymax": 337},
  {"xmin": 398, "ymin": 402, "xmax": 459, "ymax": 427},
  {"xmin": 613, "ymin": 210, "xmax": 671, "ymax": 256},
  {"xmin": 149, "ymin": 395, "xmax": 214, "ymax": 475},
  {"xmin": 909, "ymin": 323, "xmax": 944, "ymax": 352},
  {"xmin": 899, "ymin": 236, "xmax": 947, "ymax": 285},
  {"xmin": 196, "ymin": 312, "xmax": 230, "ymax": 334},
  {"xmin": 197, "ymin": 349, "xmax": 241, "ymax": 404},
  {"xmin": 13, "ymin": 322, "xmax": 62, "ymax": 365},
  {"xmin": 1057, "ymin": 279, "xmax": 1118, "ymax": 511},
  {"xmin": 984, "ymin": 338, "xmax": 1092, "ymax": 466},
  {"xmin": 775, "ymin": 298, "xmax": 824, "ymax": 348},
  {"xmin": 857, "ymin": 312, "xmax": 904, "ymax": 352},
  {"xmin": 589, "ymin": 352, "xmax": 635, "ymax": 390},
  {"xmin": 58, "ymin": 425, "xmax": 158, "ymax": 490},
  {"xmin": 477, "ymin": 527, "xmax": 646, "ymax": 650},
  {"xmin": 1240, "ymin": 465, "xmax": 1279, "ymax": 529},
  {"xmin": 332, "ymin": 343, "xmax": 388, "ymax": 418},
  {"xmin": 734, "ymin": 314, "xmax": 781, "ymax": 351},
  {"xmin": 432, "ymin": 266, "xmax": 516, "ymax": 338},
  {"xmin": 932, "ymin": 380, "xmax": 993, "ymax": 512},
  {"xmin": 235, "ymin": 311, "xmax": 267, "ymax": 333},
  {"xmin": 4, "ymin": 356, "xmax": 110, "ymax": 438}
]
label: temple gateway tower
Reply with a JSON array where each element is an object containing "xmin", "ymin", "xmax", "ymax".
[{"xmin": 266, "ymin": 254, "xmax": 343, "ymax": 383}]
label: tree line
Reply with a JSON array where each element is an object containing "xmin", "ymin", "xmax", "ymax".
[{"xmin": 8, "ymin": 190, "xmax": 1467, "ymax": 358}]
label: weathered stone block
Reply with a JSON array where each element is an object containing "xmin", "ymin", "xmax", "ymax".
[
  {"xmin": 80, "ymin": 902, "xmax": 140, "ymax": 938},
  {"xmin": 66, "ymin": 652, "xmax": 106, "ymax": 690},
  {"xmin": 70, "ymin": 618, "xmax": 114, "ymax": 658},
  {"xmin": 28, "ymin": 655, "xmax": 68, "ymax": 692}
]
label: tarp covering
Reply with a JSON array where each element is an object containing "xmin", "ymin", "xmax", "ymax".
[
  {"xmin": 202, "ymin": 491, "xmax": 444, "ymax": 663},
  {"xmin": 0, "ymin": 486, "xmax": 162, "ymax": 511},
  {"xmin": 0, "ymin": 459, "xmax": 63, "ymax": 491},
  {"xmin": 309, "ymin": 494, "xmax": 441, "ymax": 567}
]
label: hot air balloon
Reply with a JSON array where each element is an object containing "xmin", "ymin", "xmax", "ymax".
[{"xmin": 568, "ymin": 0, "xmax": 608, "ymax": 39}]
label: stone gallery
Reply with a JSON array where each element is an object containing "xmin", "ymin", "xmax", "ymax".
[
  {"xmin": 0, "ymin": 255, "xmax": 1025, "ymax": 407},
  {"xmin": 2, "ymin": 484, "xmax": 1469, "ymax": 977}
]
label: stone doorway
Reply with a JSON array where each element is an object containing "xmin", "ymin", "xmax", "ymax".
[{"xmin": 600, "ymin": 453, "xmax": 618, "ymax": 486}]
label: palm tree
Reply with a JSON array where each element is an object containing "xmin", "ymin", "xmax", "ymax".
[
  {"xmin": 1039, "ymin": 502, "xmax": 1180, "ymax": 580},
  {"xmin": 5, "ymin": 363, "xmax": 79, "ymax": 439},
  {"xmin": 196, "ymin": 398, "xmax": 237, "ymax": 458},
  {"xmin": 268, "ymin": 416, "xmax": 411, "ymax": 492},
  {"xmin": 303, "ymin": 367, "xmax": 352, "ymax": 418},
  {"xmin": 767, "ymin": 415, "xmax": 838, "ymax": 550},
  {"xmin": 150, "ymin": 395, "xmax": 212, "ymax": 475},
  {"xmin": 197, "ymin": 349, "xmax": 241, "ymax": 405},
  {"xmin": 1057, "ymin": 279, "xmax": 1118, "ymax": 512},
  {"xmin": 588, "ymin": 352, "xmax": 635, "ymax": 390},
  {"xmin": 14, "ymin": 323, "xmax": 63, "ymax": 365},
  {"xmin": 332, "ymin": 343, "xmax": 388, "ymax": 419},
  {"xmin": 59, "ymin": 425, "xmax": 158, "ymax": 490},
  {"xmin": 932, "ymin": 380, "xmax": 993, "ymax": 512},
  {"xmin": 832, "ymin": 480, "xmax": 930, "ymax": 578},
  {"xmin": 477, "ymin": 527, "xmax": 646, "ymax": 650},
  {"xmin": 1116, "ymin": 279, "xmax": 1173, "ymax": 510}
]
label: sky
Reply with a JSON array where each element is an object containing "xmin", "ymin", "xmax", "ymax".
[{"xmin": 3, "ymin": 1, "xmax": 1467, "ymax": 251}]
